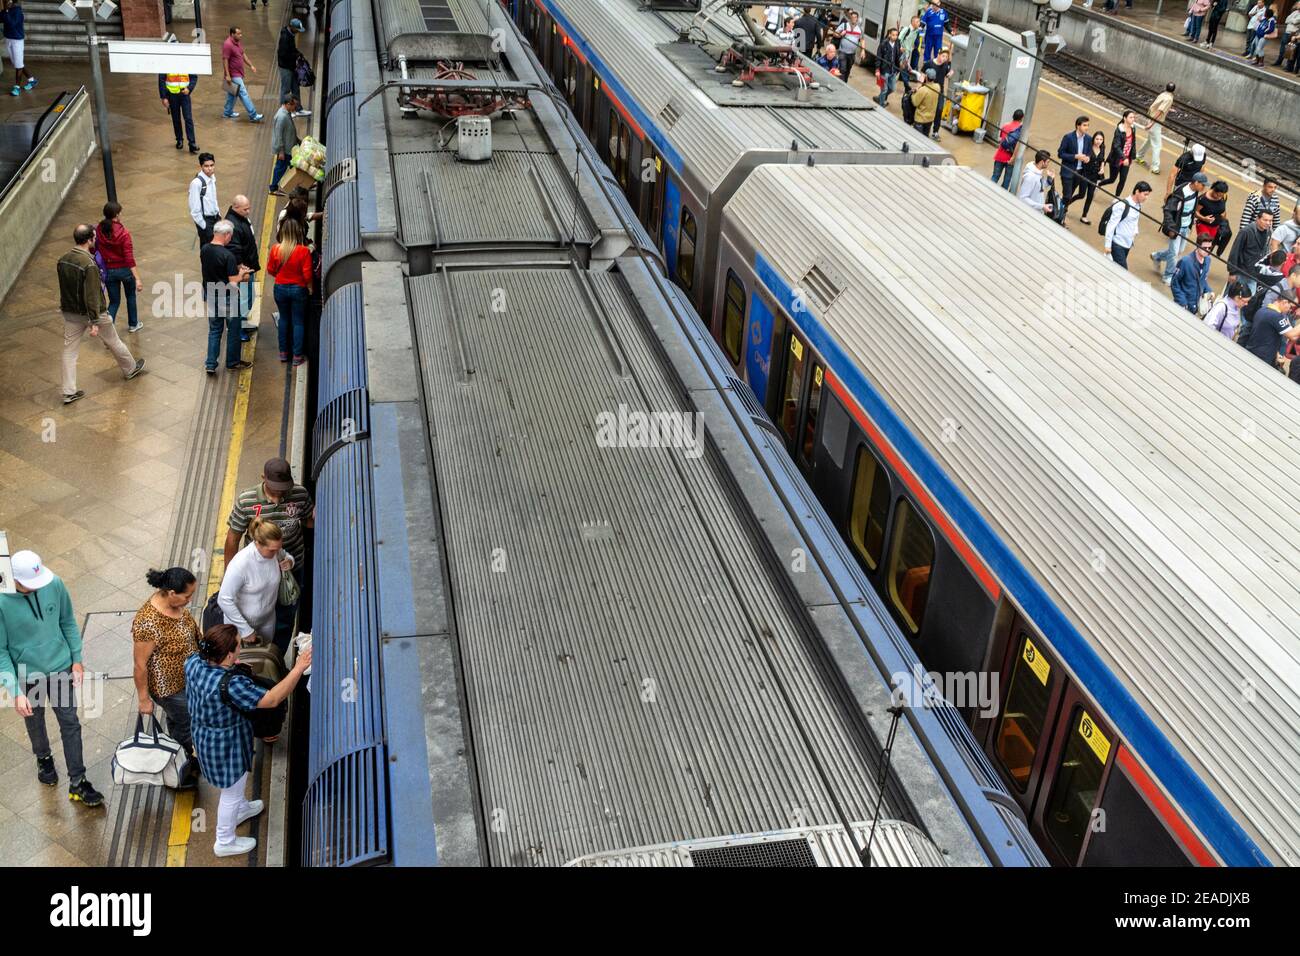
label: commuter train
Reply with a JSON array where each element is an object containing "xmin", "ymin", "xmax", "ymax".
[
  {"xmin": 306, "ymin": 0, "xmax": 1044, "ymax": 865},
  {"xmin": 508, "ymin": 0, "xmax": 1298, "ymax": 865}
]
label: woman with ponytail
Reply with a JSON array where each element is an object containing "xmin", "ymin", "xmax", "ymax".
[
  {"xmin": 95, "ymin": 201, "xmax": 144, "ymax": 333},
  {"xmin": 185, "ymin": 623, "xmax": 311, "ymax": 857},
  {"xmin": 130, "ymin": 566, "xmax": 200, "ymax": 787},
  {"xmin": 217, "ymin": 516, "xmax": 293, "ymax": 649}
]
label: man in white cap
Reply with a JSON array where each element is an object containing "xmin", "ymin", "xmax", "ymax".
[
  {"xmin": 1166, "ymin": 142, "xmax": 1207, "ymax": 198},
  {"xmin": 0, "ymin": 550, "xmax": 104, "ymax": 806}
]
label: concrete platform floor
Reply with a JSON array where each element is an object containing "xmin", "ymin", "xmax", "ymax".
[{"xmin": 0, "ymin": 0, "xmax": 317, "ymax": 865}]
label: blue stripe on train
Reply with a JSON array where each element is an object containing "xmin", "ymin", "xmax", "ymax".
[{"xmin": 754, "ymin": 251, "xmax": 1270, "ymax": 867}]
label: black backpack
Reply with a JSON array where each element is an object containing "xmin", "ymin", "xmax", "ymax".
[
  {"xmin": 219, "ymin": 663, "xmax": 286, "ymax": 740},
  {"xmin": 201, "ymin": 591, "xmax": 223, "ymax": 632},
  {"xmin": 1237, "ymin": 282, "xmax": 1278, "ymax": 344},
  {"xmin": 1097, "ymin": 199, "xmax": 1131, "ymax": 237},
  {"xmin": 901, "ymin": 89, "xmax": 915, "ymax": 125}
]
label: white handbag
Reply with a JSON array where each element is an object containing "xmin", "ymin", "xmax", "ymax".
[{"xmin": 111, "ymin": 714, "xmax": 187, "ymax": 788}]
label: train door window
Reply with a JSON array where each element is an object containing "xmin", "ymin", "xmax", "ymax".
[
  {"xmin": 994, "ymin": 633, "xmax": 1054, "ymax": 792},
  {"xmin": 562, "ymin": 48, "xmax": 578, "ymax": 109},
  {"xmin": 886, "ymin": 499, "xmax": 934, "ymax": 635},
  {"xmin": 677, "ymin": 207, "xmax": 697, "ymax": 293},
  {"xmin": 608, "ymin": 109, "xmax": 628, "ymax": 187},
  {"xmin": 617, "ymin": 123, "xmax": 632, "ymax": 191},
  {"xmin": 722, "ymin": 270, "xmax": 746, "ymax": 365},
  {"xmin": 1043, "ymin": 706, "xmax": 1112, "ymax": 864},
  {"xmin": 778, "ymin": 333, "xmax": 808, "ymax": 445},
  {"xmin": 848, "ymin": 445, "xmax": 889, "ymax": 571},
  {"xmin": 798, "ymin": 364, "xmax": 824, "ymax": 467},
  {"xmin": 647, "ymin": 153, "xmax": 664, "ymax": 243}
]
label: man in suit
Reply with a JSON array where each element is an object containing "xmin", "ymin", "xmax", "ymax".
[{"xmin": 1057, "ymin": 115, "xmax": 1092, "ymax": 210}]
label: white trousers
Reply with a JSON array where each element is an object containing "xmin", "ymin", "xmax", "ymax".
[{"xmin": 215, "ymin": 771, "xmax": 252, "ymax": 846}]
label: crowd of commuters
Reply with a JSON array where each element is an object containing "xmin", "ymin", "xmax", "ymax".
[{"xmin": 5, "ymin": 14, "xmax": 323, "ymax": 854}]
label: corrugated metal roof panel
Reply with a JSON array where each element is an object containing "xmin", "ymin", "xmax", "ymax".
[
  {"xmin": 392, "ymin": 149, "xmax": 597, "ymax": 247},
  {"xmin": 323, "ymin": 178, "xmax": 361, "ymax": 276},
  {"xmin": 543, "ymin": 0, "xmax": 945, "ymax": 195},
  {"xmin": 317, "ymin": 282, "xmax": 367, "ymax": 411},
  {"xmin": 406, "ymin": 266, "xmax": 898, "ymax": 865},
  {"xmin": 723, "ymin": 162, "xmax": 1300, "ymax": 866}
]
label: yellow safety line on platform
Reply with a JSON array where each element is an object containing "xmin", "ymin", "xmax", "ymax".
[{"xmin": 167, "ymin": 197, "xmax": 279, "ymax": 867}]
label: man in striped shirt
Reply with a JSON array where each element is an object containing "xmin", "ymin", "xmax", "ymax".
[
  {"xmin": 834, "ymin": 9, "xmax": 863, "ymax": 81},
  {"xmin": 1239, "ymin": 177, "xmax": 1281, "ymax": 231}
]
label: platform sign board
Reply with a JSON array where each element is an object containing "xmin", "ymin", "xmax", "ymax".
[{"xmin": 105, "ymin": 40, "xmax": 213, "ymax": 75}]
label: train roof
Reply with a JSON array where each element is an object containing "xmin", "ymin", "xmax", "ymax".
[
  {"xmin": 722, "ymin": 163, "xmax": 1300, "ymax": 865},
  {"xmin": 539, "ymin": 0, "xmax": 947, "ymax": 197}
]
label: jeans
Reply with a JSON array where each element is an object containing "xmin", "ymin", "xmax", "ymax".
[
  {"xmin": 991, "ymin": 160, "xmax": 1014, "ymax": 189},
  {"xmin": 216, "ymin": 771, "xmax": 253, "ymax": 847},
  {"xmin": 1153, "ymin": 230, "xmax": 1188, "ymax": 280},
  {"xmin": 104, "ymin": 266, "xmax": 139, "ymax": 328},
  {"xmin": 270, "ymin": 154, "xmax": 291, "ymax": 191},
  {"xmin": 154, "ymin": 691, "xmax": 194, "ymax": 757},
  {"xmin": 223, "ymin": 76, "xmax": 258, "ymax": 119},
  {"xmin": 62, "ymin": 310, "xmax": 137, "ymax": 396},
  {"xmin": 166, "ymin": 90, "xmax": 196, "ymax": 145},
  {"xmin": 877, "ymin": 72, "xmax": 897, "ymax": 106},
  {"xmin": 274, "ymin": 282, "xmax": 308, "ymax": 358},
  {"xmin": 206, "ymin": 310, "xmax": 242, "ymax": 369},
  {"xmin": 1276, "ymin": 32, "xmax": 1296, "ymax": 63},
  {"xmin": 837, "ymin": 52, "xmax": 855, "ymax": 81},
  {"xmin": 238, "ymin": 275, "xmax": 255, "ymax": 319},
  {"xmin": 279, "ymin": 66, "xmax": 301, "ymax": 106},
  {"xmin": 1188, "ymin": 14, "xmax": 1204, "ymax": 40},
  {"xmin": 22, "ymin": 672, "xmax": 85, "ymax": 785},
  {"xmin": 1111, "ymin": 244, "xmax": 1131, "ymax": 269}
]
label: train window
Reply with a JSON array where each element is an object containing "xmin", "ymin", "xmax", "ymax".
[
  {"xmin": 848, "ymin": 445, "xmax": 889, "ymax": 571},
  {"xmin": 994, "ymin": 633, "xmax": 1053, "ymax": 792},
  {"xmin": 648, "ymin": 155, "xmax": 664, "ymax": 243},
  {"xmin": 799, "ymin": 364, "xmax": 824, "ymax": 466},
  {"xmin": 607, "ymin": 109, "xmax": 623, "ymax": 181},
  {"xmin": 779, "ymin": 334, "xmax": 808, "ymax": 444},
  {"xmin": 617, "ymin": 123, "xmax": 632, "ymax": 190},
  {"xmin": 886, "ymin": 498, "xmax": 934, "ymax": 635},
  {"xmin": 563, "ymin": 49, "xmax": 578, "ymax": 109},
  {"xmin": 722, "ymin": 270, "xmax": 745, "ymax": 365},
  {"xmin": 1044, "ymin": 706, "xmax": 1111, "ymax": 864},
  {"xmin": 677, "ymin": 208, "xmax": 697, "ymax": 292}
]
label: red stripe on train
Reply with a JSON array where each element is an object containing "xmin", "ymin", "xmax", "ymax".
[
  {"xmin": 1116, "ymin": 745, "xmax": 1218, "ymax": 866},
  {"xmin": 824, "ymin": 371, "xmax": 1001, "ymax": 601}
]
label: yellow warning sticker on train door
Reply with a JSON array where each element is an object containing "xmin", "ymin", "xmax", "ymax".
[
  {"xmin": 790, "ymin": 337, "xmax": 804, "ymax": 361},
  {"xmin": 1022, "ymin": 637, "xmax": 1050, "ymax": 686},
  {"xmin": 1077, "ymin": 710, "xmax": 1111, "ymax": 765},
  {"xmin": 814, "ymin": 366, "xmax": 823, "ymax": 386}
]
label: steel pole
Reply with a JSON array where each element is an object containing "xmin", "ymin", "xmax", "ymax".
[
  {"xmin": 84, "ymin": 15, "xmax": 117, "ymax": 204},
  {"xmin": 1008, "ymin": 26, "xmax": 1042, "ymax": 193},
  {"xmin": 194, "ymin": 0, "xmax": 203, "ymax": 34}
]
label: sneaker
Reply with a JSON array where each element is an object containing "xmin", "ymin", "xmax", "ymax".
[
  {"xmin": 128, "ymin": 322, "xmax": 143, "ymax": 333},
  {"xmin": 37, "ymin": 755, "xmax": 57, "ymax": 786},
  {"xmin": 223, "ymin": 113, "xmax": 237, "ymax": 119},
  {"xmin": 293, "ymin": 355, "xmax": 307, "ymax": 367},
  {"xmin": 249, "ymin": 113, "xmax": 265, "ymax": 123},
  {"xmin": 227, "ymin": 360, "xmax": 253, "ymax": 370},
  {"xmin": 1162, "ymin": 275, "xmax": 1173, "ymax": 285},
  {"xmin": 62, "ymin": 390, "xmax": 85, "ymax": 405},
  {"xmin": 240, "ymin": 320, "xmax": 256, "ymax": 332},
  {"xmin": 293, "ymin": 108, "xmax": 313, "ymax": 117},
  {"xmin": 213, "ymin": 836, "xmax": 256, "ymax": 857},
  {"xmin": 10, "ymin": 86, "xmax": 18, "ymax": 96},
  {"xmin": 205, "ymin": 367, "xmax": 217, "ymax": 376},
  {"xmin": 125, "ymin": 358, "xmax": 146, "ymax": 380},
  {"xmin": 236, "ymin": 799, "xmax": 265, "ymax": 826},
  {"xmin": 68, "ymin": 778, "xmax": 104, "ymax": 807},
  {"xmin": 269, "ymin": 186, "xmax": 285, "ymax": 196},
  {"xmin": 23, "ymin": 78, "xmax": 36, "ymax": 91}
]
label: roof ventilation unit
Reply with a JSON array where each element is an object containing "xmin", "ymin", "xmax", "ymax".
[{"xmin": 457, "ymin": 115, "xmax": 491, "ymax": 162}]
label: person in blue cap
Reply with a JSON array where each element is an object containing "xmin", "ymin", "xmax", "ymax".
[{"xmin": 277, "ymin": 18, "xmax": 312, "ymax": 116}]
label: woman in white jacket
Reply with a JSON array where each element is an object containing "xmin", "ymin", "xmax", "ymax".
[{"xmin": 218, "ymin": 517, "xmax": 293, "ymax": 649}]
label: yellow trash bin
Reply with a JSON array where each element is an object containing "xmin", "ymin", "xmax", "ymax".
[{"xmin": 956, "ymin": 82, "xmax": 989, "ymax": 134}]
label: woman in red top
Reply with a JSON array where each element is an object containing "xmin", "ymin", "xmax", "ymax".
[
  {"xmin": 266, "ymin": 217, "xmax": 313, "ymax": 366},
  {"xmin": 95, "ymin": 202, "xmax": 143, "ymax": 332}
]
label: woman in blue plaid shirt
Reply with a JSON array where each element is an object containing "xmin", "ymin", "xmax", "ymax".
[{"xmin": 185, "ymin": 624, "xmax": 311, "ymax": 858}]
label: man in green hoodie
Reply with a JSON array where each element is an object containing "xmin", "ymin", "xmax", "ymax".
[{"xmin": 0, "ymin": 550, "xmax": 104, "ymax": 806}]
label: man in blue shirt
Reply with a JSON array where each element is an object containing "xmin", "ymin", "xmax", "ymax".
[
  {"xmin": 1170, "ymin": 238, "xmax": 1214, "ymax": 313},
  {"xmin": 920, "ymin": 0, "xmax": 951, "ymax": 63},
  {"xmin": 1, "ymin": 0, "xmax": 36, "ymax": 97}
]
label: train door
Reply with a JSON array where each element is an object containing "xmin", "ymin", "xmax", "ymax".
[
  {"xmin": 561, "ymin": 46, "xmax": 579, "ymax": 111},
  {"xmin": 642, "ymin": 147, "xmax": 665, "ymax": 246},
  {"xmin": 984, "ymin": 617, "xmax": 1067, "ymax": 815},
  {"xmin": 624, "ymin": 134, "xmax": 643, "ymax": 212},
  {"xmin": 1033, "ymin": 690, "xmax": 1118, "ymax": 866},
  {"xmin": 720, "ymin": 269, "xmax": 746, "ymax": 371},
  {"xmin": 772, "ymin": 327, "xmax": 825, "ymax": 477}
]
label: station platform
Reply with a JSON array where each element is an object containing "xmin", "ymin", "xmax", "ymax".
[
  {"xmin": 1101, "ymin": 2, "xmax": 1300, "ymax": 79},
  {"xmin": 0, "ymin": 0, "xmax": 318, "ymax": 866},
  {"xmin": 844, "ymin": 60, "xmax": 1296, "ymax": 302}
]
